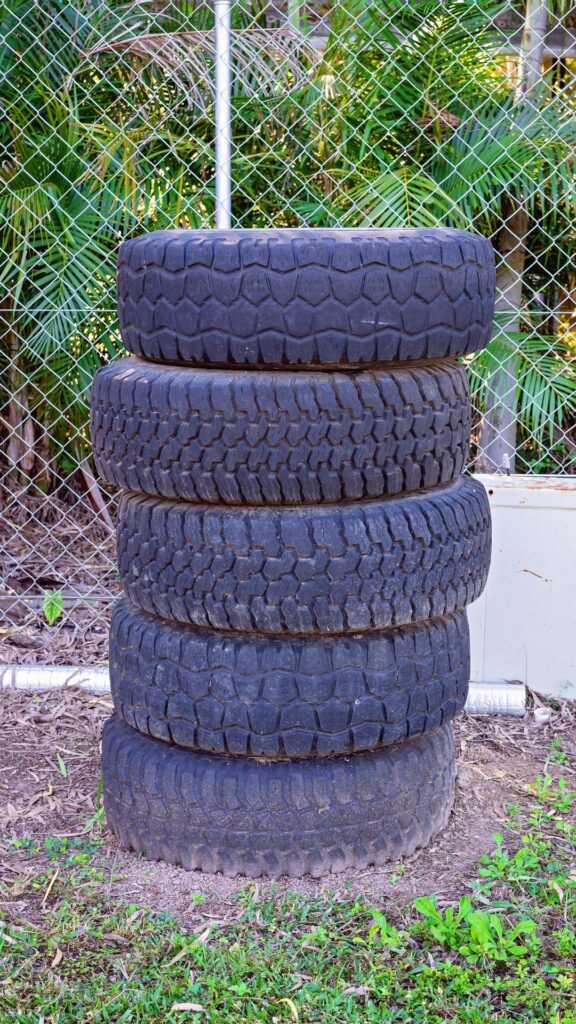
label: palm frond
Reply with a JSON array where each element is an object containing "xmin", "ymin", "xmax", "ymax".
[
  {"xmin": 469, "ymin": 326, "xmax": 576, "ymax": 446},
  {"xmin": 84, "ymin": 28, "xmax": 318, "ymax": 110},
  {"xmin": 344, "ymin": 167, "xmax": 470, "ymax": 228},
  {"xmin": 433, "ymin": 86, "xmax": 576, "ymax": 219}
]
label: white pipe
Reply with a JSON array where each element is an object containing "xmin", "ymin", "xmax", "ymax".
[
  {"xmin": 214, "ymin": 0, "xmax": 232, "ymax": 229},
  {"xmin": 0, "ymin": 663, "xmax": 110, "ymax": 693},
  {"xmin": 0, "ymin": 663, "xmax": 527, "ymax": 715},
  {"xmin": 466, "ymin": 679, "xmax": 526, "ymax": 716}
]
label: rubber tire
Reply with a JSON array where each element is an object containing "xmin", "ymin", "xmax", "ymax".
[
  {"xmin": 102, "ymin": 715, "xmax": 456, "ymax": 878},
  {"xmin": 92, "ymin": 357, "xmax": 471, "ymax": 505},
  {"xmin": 117, "ymin": 228, "xmax": 495, "ymax": 369},
  {"xmin": 110, "ymin": 600, "xmax": 470, "ymax": 757},
  {"xmin": 116, "ymin": 476, "xmax": 491, "ymax": 635}
]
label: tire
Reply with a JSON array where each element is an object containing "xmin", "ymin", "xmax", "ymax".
[
  {"xmin": 110, "ymin": 600, "xmax": 470, "ymax": 757},
  {"xmin": 92, "ymin": 357, "xmax": 470, "ymax": 506},
  {"xmin": 102, "ymin": 715, "xmax": 455, "ymax": 878},
  {"xmin": 117, "ymin": 228, "xmax": 495, "ymax": 369},
  {"xmin": 116, "ymin": 476, "xmax": 491, "ymax": 635}
]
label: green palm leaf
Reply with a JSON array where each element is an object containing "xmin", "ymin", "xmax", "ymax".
[
  {"xmin": 344, "ymin": 167, "xmax": 469, "ymax": 228},
  {"xmin": 469, "ymin": 327, "xmax": 576, "ymax": 446}
]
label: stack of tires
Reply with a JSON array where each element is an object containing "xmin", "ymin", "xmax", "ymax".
[{"xmin": 91, "ymin": 228, "xmax": 494, "ymax": 878}]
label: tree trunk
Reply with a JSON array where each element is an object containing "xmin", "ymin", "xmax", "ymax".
[
  {"xmin": 287, "ymin": 0, "xmax": 300, "ymax": 32},
  {"xmin": 477, "ymin": 200, "xmax": 527, "ymax": 472},
  {"xmin": 2, "ymin": 303, "xmax": 35, "ymax": 484},
  {"xmin": 7, "ymin": 359, "xmax": 35, "ymax": 483},
  {"xmin": 477, "ymin": 0, "xmax": 548, "ymax": 473},
  {"xmin": 516, "ymin": 0, "xmax": 549, "ymax": 99}
]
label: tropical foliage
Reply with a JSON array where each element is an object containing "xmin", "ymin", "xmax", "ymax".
[{"xmin": 1, "ymin": 0, "xmax": 575, "ymax": 484}]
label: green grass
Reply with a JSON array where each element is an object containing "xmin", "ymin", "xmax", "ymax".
[{"xmin": 1, "ymin": 775, "xmax": 575, "ymax": 1024}]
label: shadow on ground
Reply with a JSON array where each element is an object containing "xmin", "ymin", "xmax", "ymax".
[{"xmin": 1, "ymin": 689, "xmax": 574, "ymax": 929}]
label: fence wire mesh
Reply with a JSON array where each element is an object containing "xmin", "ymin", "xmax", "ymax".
[{"xmin": 1, "ymin": 0, "xmax": 575, "ymax": 661}]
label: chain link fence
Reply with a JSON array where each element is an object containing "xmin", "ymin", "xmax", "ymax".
[{"xmin": 1, "ymin": 0, "xmax": 575, "ymax": 662}]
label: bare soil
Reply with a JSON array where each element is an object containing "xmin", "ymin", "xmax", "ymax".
[
  {"xmin": 0, "ymin": 490, "xmax": 117, "ymax": 666},
  {"xmin": 1, "ymin": 688, "xmax": 574, "ymax": 930}
]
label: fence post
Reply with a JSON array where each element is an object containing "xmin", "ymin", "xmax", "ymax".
[{"xmin": 214, "ymin": 0, "xmax": 232, "ymax": 229}]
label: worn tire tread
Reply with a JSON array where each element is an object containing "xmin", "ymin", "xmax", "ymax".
[
  {"xmin": 117, "ymin": 228, "xmax": 495, "ymax": 368},
  {"xmin": 102, "ymin": 715, "xmax": 455, "ymax": 878},
  {"xmin": 117, "ymin": 477, "xmax": 491, "ymax": 635},
  {"xmin": 110, "ymin": 600, "xmax": 470, "ymax": 757},
  {"xmin": 92, "ymin": 357, "xmax": 470, "ymax": 505}
]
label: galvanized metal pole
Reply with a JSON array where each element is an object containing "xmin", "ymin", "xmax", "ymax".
[{"xmin": 214, "ymin": 0, "xmax": 232, "ymax": 229}]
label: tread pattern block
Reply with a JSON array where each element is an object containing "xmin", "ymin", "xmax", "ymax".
[
  {"xmin": 102, "ymin": 715, "xmax": 456, "ymax": 878},
  {"xmin": 92, "ymin": 358, "xmax": 471, "ymax": 505},
  {"xmin": 110, "ymin": 601, "xmax": 470, "ymax": 757},
  {"xmin": 116, "ymin": 477, "xmax": 491, "ymax": 635},
  {"xmin": 117, "ymin": 228, "xmax": 495, "ymax": 368}
]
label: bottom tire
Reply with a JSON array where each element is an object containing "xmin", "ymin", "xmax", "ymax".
[{"xmin": 102, "ymin": 716, "xmax": 455, "ymax": 878}]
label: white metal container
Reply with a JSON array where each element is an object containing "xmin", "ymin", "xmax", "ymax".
[{"xmin": 468, "ymin": 474, "xmax": 576, "ymax": 699}]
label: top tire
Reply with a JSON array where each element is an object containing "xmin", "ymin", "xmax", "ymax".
[{"xmin": 117, "ymin": 228, "xmax": 495, "ymax": 369}]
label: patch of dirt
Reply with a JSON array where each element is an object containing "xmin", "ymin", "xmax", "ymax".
[
  {"xmin": 0, "ymin": 488, "xmax": 117, "ymax": 665},
  {"xmin": 1, "ymin": 689, "xmax": 575, "ymax": 929}
]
